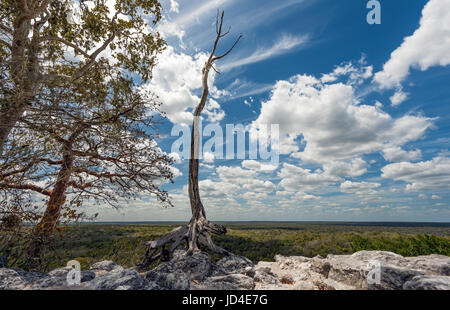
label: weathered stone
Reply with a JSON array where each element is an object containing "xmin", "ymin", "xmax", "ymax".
[
  {"xmin": 403, "ymin": 275, "xmax": 450, "ymax": 290},
  {"xmin": 1, "ymin": 250, "xmax": 449, "ymax": 290},
  {"xmin": 84, "ymin": 269, "xmax": 146, "ymax": 290},
  {"xmin": 198, "ymin": 274, "xmax": 255, "ymax": 290},
  {"xmin": 153, "ymin": 251, "xmax": 211, "ymax": 281},
  {"xmin": 254, "ymin": 269, "xmax": 279, "ymax": 285},
  {"xmin": 48, "ymin": 267, "xmax": 95, "ymax": 282},
  {"xmin": 215, "ymin": 254, "xmax": 254, "ymax": 274},
  {"xmin": 145, "ymin": 269, "xmax": 190, "ymax": 290}
]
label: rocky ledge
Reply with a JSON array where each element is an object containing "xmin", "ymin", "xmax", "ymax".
[{"xmin": 1, "ymin": 250, "xmax": 449, "ymax": 290}]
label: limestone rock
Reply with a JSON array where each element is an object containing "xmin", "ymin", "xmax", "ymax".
[
  {"xmin": 1, "ymin": 250, "xmax": 448, "ymax": 290},
  {"xmin": 403, "ymin": 275, "xmax": 450, "ymax": 290},
  {"xmin": 84, "ymin": 269, "xmax": 146, "ymax": 290}
]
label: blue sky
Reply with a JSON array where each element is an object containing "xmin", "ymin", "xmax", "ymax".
[{"xmin": 96, "ymin": 0, "xmax": 450, "ymax": 222}]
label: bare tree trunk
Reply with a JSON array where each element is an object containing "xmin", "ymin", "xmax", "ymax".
[
  {"xmin": 26, "ymin": 150, "xmax": 73, "ymax": 270},
  {"xmin": 139, "ymin": 11, "xmax": 241, "ymax": 268}
]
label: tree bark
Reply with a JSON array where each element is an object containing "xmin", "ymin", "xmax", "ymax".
[
  {"xmin": 0, "ymin": 10, "xmax": 40, "ymax": 156},
  {"xmin": 26, "ymin": 149, "xmax": 73, "ymax": 270},
  {"xmin": 139, "ymin": 11, "xmax": 241, "ymax": 268}
]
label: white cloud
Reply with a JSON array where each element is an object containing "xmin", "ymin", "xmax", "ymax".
[
  {"xmin": 340, "ymin": 180, "xmax": 380, "ymax": 194},
  {"xmin": 278, "ymin": 163, "xmax": 340, "ymax": 192},
  {"xmin": 381, "ymin": 156, "xmax": 450, "ymax": 191},
  {"xmin": 374, "ymin": 0, "xmax": 450, "ymax": 88},
  {"xmin": 169, "ymin": 0, "xmax": 179, "ymax": 13},
  {"xmin": 170, "ymin": 0, "xmax": 231, "ymax": 27},
  {"xmin": 204, "ymin": 99, "xmax": 225, "ymax": 122},
  {"xmin": 224, "ymin": 79, "xmax": 273, "ymax": 99},
  {"xmin": 382, "ymin": 146, "xmax": 422, "ymax": 162},
  {"xmin": 321, "ymin": 59, "xmax": 373, "ymax": 85},
  {"xmin": 158, "ymin": 19, "xmax": 185, "ymax": 42},
  {"xmin": 241, "ymin": 160, "xmax": 278, "ymax": 172},
  {"xmin": 141, "ymin": 46, "xmax": 225, "ymax": 125},
  {"xmin": 390, "ymin": 90, "xmax": 408, "ymax": 106},
  {"xmin": 168, "ymin": 152, "xmax": 182, "ymax": 163},
  {"xmin": 221, "ymin": 34, "xmax": 309, "ymax": 71},
  {"xmin": 203, "ymin": 151, "xmax": 215, "ymax": 163},
  {"xmin": 216, "ymin": 165, "xmax": 257, "ymax": 181},
  {"xmin": 323, "ymin": 158, "xmax": 368, "ymax": 178},
  {"xmin": 198, "ymin": 179, "xmax": 240, "ymax": 198},
  {"xmin": 253, "ymin": 72, "xmax": 434, "ymax": 162},
  {"xmin": 242, "ymin": 180, "xmax": 276, "ymax": 192}
]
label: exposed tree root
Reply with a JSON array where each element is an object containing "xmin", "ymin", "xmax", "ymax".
[{"xmin": 138, "ymin": 216, "xmax": 229, "ymax": 270}]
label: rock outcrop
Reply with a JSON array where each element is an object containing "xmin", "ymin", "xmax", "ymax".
[
  {"xmin": 253, "ymin": 251, "xmax": 450, "ymax": 290},
  {"xmin": 0, "ymin": 251, "xmax": 449, "ymax": 290}
]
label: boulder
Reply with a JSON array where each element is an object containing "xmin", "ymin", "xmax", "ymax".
[
  {"xmin": 195, "ymin": 274, "xmax": 255, "ymax": 290},
  {"xmin": 403, "ymin": 275, "xmax": 450, "ymax": 290},
  {"xmin": 214, "ymin": 254, "xmax": 254, "ymax": 275},
  {"xmin": 151, "ymin": 250, "xmax": 211, "ymax": 281},
  {"xmin": 84, "ymin": 269, "xmax": 146, "ymax": 290},
  {"xmin": 1, "ymin": 250, "xmax": 448, "ymax": 290},
  {"xmin": 145, "ymin": 269, "xmax": 190, "ymax": 290},
  {"xmin": 90, "ymin": 261, "xmax": 123, "ymax": 277}
]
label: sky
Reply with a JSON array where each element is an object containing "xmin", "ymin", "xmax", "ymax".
[{"xmin": 94, "ymin": 0, "xmax": 450, "ymax": 222}]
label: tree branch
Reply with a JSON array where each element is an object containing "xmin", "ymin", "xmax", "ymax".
[
  {"xmin": 38, "ymin": 36, "xmax": 91, "ymax": 58},
  {"xmin": 0, "ymin": 24, "xmax": 12, "ymax": 35},
  {"xmin": 213, "ymin": 33, "xmax": 243, "ymax": 61},
  {"xmin": 0, "ymin": 182, "xmax": 51, "ymax": 196},
  {"xmin": 0, "ymin": 38, "xmax": 11, "ymax": 50}
]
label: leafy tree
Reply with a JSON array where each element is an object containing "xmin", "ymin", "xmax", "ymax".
[
  {"xmin": 1, "ymin": 74, "xmax": 174, "ymax": 269},
  {"xmin": 0, "ymin": 0, "xmax": 170, "ymax": 269},
  {"xmin": 0, "ymin": 0, "xmax": 164, "ymax": 156}
]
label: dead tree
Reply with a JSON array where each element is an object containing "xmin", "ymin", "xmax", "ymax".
[{"xmin": 139, "ymin": 11, "xmax": 242, "ymax": 268}]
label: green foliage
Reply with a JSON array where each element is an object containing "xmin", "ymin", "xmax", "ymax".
[
  {"xmin": 4, "ymin": 223, "xmax": 447, "ymax": 271},
  {"xmin": 0, "ymin": 0, "xmax": 165, "ymax": 81},
  {"xmin": 350, "ymin": 233, "xmax": 450, "ymax": 256}
]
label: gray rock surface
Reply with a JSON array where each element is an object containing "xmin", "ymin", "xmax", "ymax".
[
  {"xmin": 84, "ymin": 269, "xmax": 146, "ymax": 290},
  {"xmin": 254, "ymin": 250, "xmax": 450, "ymax": 290},
  {"xmin": 403, "ymin": 275, "xmax": 450, "ymax": 290},
  {"xmin": 193, "ymin": 274, "xmax": 255, "ymax": 290},
  {"xmin": 214, "ymin": 254, "xmax": 254, "ymax": 275},
  {"xmin": 0, "ymin": 251, "xmax": 448, "ymax": 290}
]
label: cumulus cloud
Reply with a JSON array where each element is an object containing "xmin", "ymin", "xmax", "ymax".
[
  {"xmin": 243, "ymin": 180, "xmax": 276, "ymax": 192},
  {"xmin": 141, "ymin": 46, "xmax": 225, "ymax": 125},
  {"xmin": 253, "ymin": 72, "xmax": 434, "ymax": 162},
  {"xmin": 185, "ymin": 164, "xmax": 276, "ymax": 203},
  {"xmin": 340, "ymin": 180, "xmax": 380, "ymax": 194},
  {"xmin": 203, "ymin": 151, "xmax": 215, "ymax": 163},
  {"xmin": 322, "ymin": 158, "xmax": 368, "ymax": 178},
  {"xmin": 321, "ymin": 59, "xmax": 373, "ymax": 85},
  {"xmin": 390, "ymin": 90, "xmax": 408, "ymax": 106},
  {"xmin": 241, "ymin": 160, "xmax": 278, "ymax": 172},
  {"xmin": 216, "ymin": 165, "xmax": 257, "ymax": 180},
  {"xmin": 278, "ymin": 163, "xmax": 340, "ymax": 192},
  {"xmin": 382, "ymin": 146, "xmax": 422, "ymax": 162},
  {"xmin": 374, "ymin": 0, "xmax": 450, "ymax": 89},
  {"xmin": 381, "ymin": 156, "xmax": 450, "ymax": 191},
  {"xmin": 198, "ymin": 179, "xmax": 240, "ymax": 198}
]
